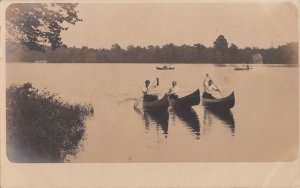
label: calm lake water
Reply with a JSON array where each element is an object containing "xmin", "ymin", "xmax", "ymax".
[{"xmin": 6, "ymin": 63, "xmax": 299, "ymax": 162}]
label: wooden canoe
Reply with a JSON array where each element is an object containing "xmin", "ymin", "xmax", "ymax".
[
  {"xmin": 169, "ymin": 89, "xmax": 200, "ymax": 108},
  {"xmin": 202, "ymin": 92, "xmax": 235, "ymax": 109},
  {"xmin": 143, "ymin": 94, "xmax": 169, "ymax": 111}
]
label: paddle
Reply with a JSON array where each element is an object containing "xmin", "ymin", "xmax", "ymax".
[
  {"xmin": 133, "ymin": 78, "xmax": 159, "ymax": 109},
  {"xmin": 208, "ymin": 75, "xmax": 223, "ymax": 97},
  {"xmin": 213, "ymin": 83, "xmax": 223, "ymax": 97}
]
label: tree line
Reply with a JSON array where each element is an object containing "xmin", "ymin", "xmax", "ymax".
[
  {"xmin": 5, "ymin": 4, "xmax": 298, "ymax": 64},
  {"xmin": 6, "ymin": 35, "xmax": 298, "ymax": 64}
]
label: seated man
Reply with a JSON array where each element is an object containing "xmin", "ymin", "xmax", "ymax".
[
  {"xmin": 202, "ymin": 74, "xmax": 219, "ymax": 99},
  {"xmin": 142, "ymin": 80, "xmax": 158, "ymax": 102},
  {"xmin": 168, "ymin": 81, "xmax": 179, "ymax": 99}
]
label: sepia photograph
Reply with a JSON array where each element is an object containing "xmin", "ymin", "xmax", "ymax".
[{"xmin": 1, "ymin": 0, "xmax": 300, "ymax": 187}]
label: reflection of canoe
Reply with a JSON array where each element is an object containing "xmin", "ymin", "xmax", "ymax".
[
  {"xmin": 156, "ymin": 66, "xmax": 175, "ymax": 70},
  {"xmin": 203, "ymin": 92, "xmax": 235, "ymax": 110},
  {"xmin": 144, "ymin": 111, "xmax": 169, "ymax": 135},
  {"xmin": 203, "ymin": 108, "xmax": 235, "ymax": 135},
  {"xmin": 143, "ymin": 94, "xmax": 169, "ymax": 111},
  {"xmin": 169, "ymin": 89, "xmax": 200, "ymax": 108},
  {"xmin": 204, "ymin": 108, "xmax": 235, "ymax": 135},
  {"xmin": 170, "ymin": 107, "xmax": 200, "ymax": 138},
  {"xmin": 134, "ymin": 107, "xmax": 169, "ymax": 135},
  {"xmin": 206, "ymin": 109, "xmax": 235, "ymax": 128}
]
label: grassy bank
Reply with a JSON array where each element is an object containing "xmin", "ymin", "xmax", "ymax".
[{"xmin": 6, "ymin": 83, "xmax": 94, "ymax": 162}]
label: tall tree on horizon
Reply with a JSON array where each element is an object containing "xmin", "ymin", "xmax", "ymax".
[{"xmin": 213, "ymin": 35, "xmax": 229, "ymax": 63}]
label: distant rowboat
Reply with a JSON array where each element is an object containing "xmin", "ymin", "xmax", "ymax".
[
  {"xmin": 156, "ymin": 64, "xmax": 175, "ymax": 70},
  {"xmin": 234, "ymin": 64, "xmax": 252, "ymax": 71},
  {"xmin": 234, "ymin": 67, "xmax": 253, "ymax": 71}
]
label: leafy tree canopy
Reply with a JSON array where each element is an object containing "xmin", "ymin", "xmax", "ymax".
[
  {"xmin": 213, "ymin": 35, "xmax": 228, "ymax": 53},
  {"xmin": 6, "ymin": 3, "xmax": 82, "ymax": 52}
]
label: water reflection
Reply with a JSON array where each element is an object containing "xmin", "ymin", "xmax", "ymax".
[
  {"xmin": 170, "ymin": 107, "xmax": 201, "ymax": 139},
  {"xmin": 203, "ymin": 108, "xmax": 235, "ymax": 136},
  {"xmin": 134, "ymin": 108, "xmax": 169, "ymax": 137}
]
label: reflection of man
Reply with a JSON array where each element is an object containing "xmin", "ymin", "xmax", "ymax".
[
  {"xmin": 203, "ymin": 108, "xmax": 212, "ymax": 126},
  {"xmin": 202, "ymin": 74, "xmax": 219, "ymax": 99},
  {"xmin": 142, "ymin": 80, "xmax": 158, "ymax": 102},
  {"xmin": 202, "ymin": 108, "xmax": 214, "ymax": 137},
  {"xmin": 168, "ymin": 81, "xmax": 179, "ymax": 99}
]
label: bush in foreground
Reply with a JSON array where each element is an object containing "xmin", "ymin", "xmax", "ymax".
[{"xmin": 6, "ymin": 83, "xmax": 94, "ymax": 162}]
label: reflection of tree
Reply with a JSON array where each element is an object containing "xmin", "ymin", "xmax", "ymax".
[
  {"xmin": 170, "ymin": 107, "xmax": 201, "ymax": 139},
  {"xmin": 203, "ymin": 108, "xmax": 235, "ymax": 136}
]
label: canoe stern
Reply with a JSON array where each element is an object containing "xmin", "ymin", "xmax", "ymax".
[{"xmin": 203, "ymin": 91, "xmax": 235, "ymax": 110}]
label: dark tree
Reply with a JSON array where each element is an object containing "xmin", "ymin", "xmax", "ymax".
[
  {"xmin": 161, "ymin": 43, "xmax": 177, "ymax": 63},
  {"xmin": 213, "ymin": 35, "xmax": 229, "ymax": 63},
  {"xmin": 213, "ymin": 35, "xmax": 228, "ymax": 52},
  {"xmin": 6, "ymin": 3, "xmax": 82, "ymax": 52},
  {"xmin": 194, "ymin": 43, "xmax": 206, "ymax": 63},
  {"xmin": 228, "ymin": 43, "xmax": 238, "ymax": 63}
]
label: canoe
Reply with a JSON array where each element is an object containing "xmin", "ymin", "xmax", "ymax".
[
  {"xmin": 143, "ymin": 94, "xmax": 169, "ymax": 111},
  {"xmin": 169, "ymin": 89, "xmax": 200, "ymax": 108},
  {"xmin": 202, "ymin": 92, "xmax": 235, "ymax": 109},
  {"xmin": 156, "ymin": 66, "xmax": 175, "ymax": 70}
]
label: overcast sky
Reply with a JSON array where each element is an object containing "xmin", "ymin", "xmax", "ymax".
[{"xmin": 60, "ymin": 2, "xmax": 298, "ymax": 49}]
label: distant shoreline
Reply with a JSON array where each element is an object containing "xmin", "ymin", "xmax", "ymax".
[
  {"xmin": 6, "ymin": 62, "xmax": 298, "ymax": 67},
  {"xmin": 6, "ymin": 40, "xmax": 298, "ymax": 64}
]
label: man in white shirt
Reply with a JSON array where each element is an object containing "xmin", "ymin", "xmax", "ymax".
[
  {"xmin": 142, "ymin": 79, "xmax": 158, "ymax": 102},
  {"xmin": 203, "ymin": 74, "xmax": 219, "ymax": 99},
  {"xmin": 168, "ymin": 81, "xmax": 179, "ymax": 99}
]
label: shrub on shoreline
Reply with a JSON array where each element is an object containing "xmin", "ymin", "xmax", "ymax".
[{"xmin": 6, "ymin": 83, "xmax": 94, "ymax": 162}]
